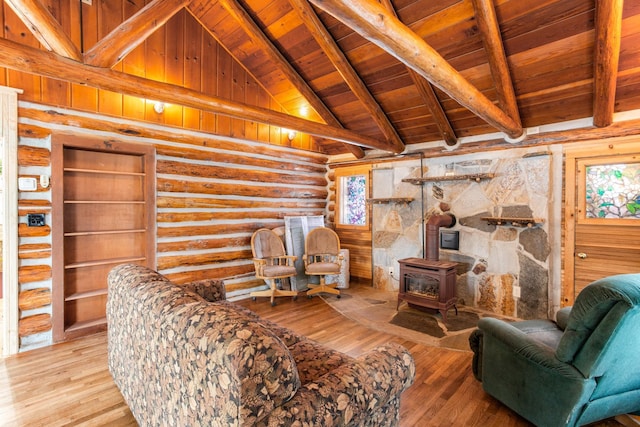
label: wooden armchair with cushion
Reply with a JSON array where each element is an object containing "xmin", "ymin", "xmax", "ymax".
[
  {"xmin": 250, "ymin": 228, "xmax": 298, "ymax": 306},
  {"xmin": 469, "ymin": 273, "xmax": 640, "ymax": 426},
  {"xmin": 303, "ymin": 227, "xmax": 343, "ymax": 298}
]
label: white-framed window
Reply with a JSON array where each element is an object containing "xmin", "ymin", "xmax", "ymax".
[{"xmin": 335, "ymin": 165, "xmax": 371, "ymax": 230}]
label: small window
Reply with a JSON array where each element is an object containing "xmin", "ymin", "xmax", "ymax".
[
  {"xmin": 335, "ymin": 165, "xmax": 371, "ymax": 229},
  {"xmin": 584, "ymin": 162, "xmax": 640, "ymax": 219},
  {"xmin": 577, "ymin": 157, "xmax": 640, "ymax": 224}
]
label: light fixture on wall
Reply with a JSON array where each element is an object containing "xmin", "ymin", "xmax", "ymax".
[
  {"xmin": 282, "ymin": 128, "xmax": 297, "ymax": 141},
  {"xmin": 153, "ymin": 101, "xmax": 165, "ymax": 114}
]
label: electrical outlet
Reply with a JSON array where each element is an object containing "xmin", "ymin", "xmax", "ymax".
[
  {"xmin": 513, "ymin": 286, "xmax": 521, "ymax": 298},
  {"xmin": 388, "ymin": 266, "xmax": 394, "ymax": 276}
]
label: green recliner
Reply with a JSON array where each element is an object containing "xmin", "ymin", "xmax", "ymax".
[{"xmin": 469, "ymin": 273, "xmax": 640, "ymax": 426}]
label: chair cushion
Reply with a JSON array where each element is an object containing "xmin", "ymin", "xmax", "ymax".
[
  {"xmin": 512, "ymin": 319, "xmax": 564, "ymax": 350},
  {"xmin": 263, "ymin": 265, "xmax": 297, "ymax": 277},
  {"xmin": 306, "ymin": 262, "xmax": 340, "ymax": 275}
]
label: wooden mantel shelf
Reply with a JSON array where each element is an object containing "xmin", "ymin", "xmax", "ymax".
[
  {"xmin": 402, "ymin": 173, "xmax": 495, "ymax": 185},
  {"xmin": 366, "ymin": 197, "xmax": 414, "ymax": 204},
  {"xmin": 481, "ymin": 217, "xmax": 544, "ymax": 227}
]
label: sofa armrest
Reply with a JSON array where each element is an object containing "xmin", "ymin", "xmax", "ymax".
[
  {"xmin": 262, "ymin": 343, "xmax": 415, "ymax": 426},
  {"xmin": 182, "ymin": 278, "xmax": 226, "ymax": 302}
]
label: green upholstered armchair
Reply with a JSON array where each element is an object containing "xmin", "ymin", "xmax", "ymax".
[{"xmin": 469, "ymin": 273, "xmax": 640, "ymax": 427}]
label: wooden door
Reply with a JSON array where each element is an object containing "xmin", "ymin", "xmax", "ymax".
[
  {"xmin": 563, "ymin": 139, "xmax": 640, "ymax": 306},
  {"xmin": 52, "ymin": 135, "xmax": 156, "ymax": 342}
]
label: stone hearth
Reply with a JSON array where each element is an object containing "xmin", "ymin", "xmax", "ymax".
[{"xmin": 370, "ymin": 147, "xmax": 561, "ymax": 320}]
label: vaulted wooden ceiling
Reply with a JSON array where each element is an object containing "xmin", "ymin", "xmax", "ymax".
[{"xmin": 2, "ymin": 0, "xmax": 640, "ymax": 158}]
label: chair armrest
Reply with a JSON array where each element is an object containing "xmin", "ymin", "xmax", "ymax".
[
  {"xmin": 253, "ymin": 258, "xmax": 267, "ymax": 276},
  {"xmin": 479, "ymin": 317, "xmax": 581, "ymax": 377},
  {"xmin": 555, "ymin": 306, "xmax": 572, "ymax": 331},
  {"xmin": 181, "ymin": 278, "xmax": 226, "ymax": 302},
  {"xmin": 277, "ymin": 255, "xmax": 297, "ymax": 266},
  {"xmin": 478, "ymin": 317, "xmax": 594, "ymax": 426},
  {"xmin": 256, "ymin": 256, "xmax": 297, "ymax": 266},
  {"xmin": 263, "ymin": 343, "xmax": 415, "ymax": 426}
]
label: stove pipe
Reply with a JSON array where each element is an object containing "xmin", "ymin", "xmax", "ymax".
[{"xmin": 425, "ymin": 213, "xmax": 456, "ymax": 261}]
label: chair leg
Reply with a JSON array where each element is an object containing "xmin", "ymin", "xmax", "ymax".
[
  {"xmin": 250, "ymin": 279, "xmax": 297, "ymax": 305},
  {"xmin": 306, "ymin": 276, "xmax": 340, "ymax": 296}
]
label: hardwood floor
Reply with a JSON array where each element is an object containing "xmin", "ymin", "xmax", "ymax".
[
  {"xmin": 0, "ymin": 292, "xmax": 623, "ymax": 426},
  {"xmin": 0, "ymin": 332, "xmax": 137, "ymax": 426}
]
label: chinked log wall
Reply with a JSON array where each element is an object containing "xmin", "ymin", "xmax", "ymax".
[{"xmin": 15, "ymin": 104, "xmax": 329, "ymax": 348}]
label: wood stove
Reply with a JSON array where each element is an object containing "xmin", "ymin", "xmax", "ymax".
[
  {"xmin": 397, "ymin": 213, "xmax": 458, "ymax": 320},
  {"xmin": 397, "ymin": 258, "xmax": 458, "ymax": 320}
]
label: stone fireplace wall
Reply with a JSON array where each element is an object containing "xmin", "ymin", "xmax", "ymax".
[{"xmin": 371, "ymin": 146, "xmax": 562, "ymax": 320}]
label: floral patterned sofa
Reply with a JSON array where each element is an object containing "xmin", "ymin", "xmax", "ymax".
[{"xmin": 107, "ymin": 263, "xmax": 416, "ymax": 426}]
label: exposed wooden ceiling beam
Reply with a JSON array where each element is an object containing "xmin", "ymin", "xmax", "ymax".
[
  {"xmin": 84, "ymin": 0, "xmax": 190, "ymax": 68},
  {"xmin": 309, "ymin": 0, "xmax": 524, "ymax": 140},
  {"xmin": 377, "ymin": 0, "xmax": 457, "ymax": 147},
  {"xmin": 0, "ymin": 37, "xmax": 389, "ymax": 151},
  {"xmin": 471, "ymin": 0, "xmax": 521, "ymax": 129},
  {"xmin": 289, "ymin": 0, "xmax": 405, "ymax": 153},
  {"xmin": 5, "ymin": 0, "xmax": 81, "ymax": 61},
  {"xmin": 593, "ymin": 0, "xmax": 623, "ymax": 128},
  {"xmin": 212, "ymin": 0, "xmax": 368, "ymax": 157}
]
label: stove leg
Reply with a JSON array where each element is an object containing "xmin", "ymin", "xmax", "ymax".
[{"xmin": 440, "ymin": 305, "xmax": 458, "ymax": 322}]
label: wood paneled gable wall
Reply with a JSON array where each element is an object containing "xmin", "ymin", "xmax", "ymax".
[{"xmin": 0, "ymin": 2, "xmax": 321, "ymax": 152}]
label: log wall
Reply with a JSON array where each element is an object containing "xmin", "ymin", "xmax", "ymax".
[
  {"xmin": 14, "ymin": 103, "xmax": 328, "ymax": 351},
  {"xmin": 16, "ymin": 127, "xmax": 53, "ymax": 350}
]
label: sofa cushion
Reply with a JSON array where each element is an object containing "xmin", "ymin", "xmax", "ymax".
[
  {"xmin": 289, "ymin": 339, "xmax": 353, "ymax": 384},
  {"xmin": 181, "ymin": 277, "xmax": 226, "ymax": 302},
  {"xmin": 222, "ymin": 301, "xmax": 303, "ymax": 348},
  {"xmin": 163, "ymin": 301, "xmax": 301, "ymax": 424}
]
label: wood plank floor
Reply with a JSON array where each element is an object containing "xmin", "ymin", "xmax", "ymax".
[{"xmin": 0, "ymin": 291, "xmax": 624, "ymax": 426}]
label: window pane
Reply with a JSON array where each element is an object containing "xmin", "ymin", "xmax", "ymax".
[
  {"xmin": 585, "ymin": 163, "xmax": 640, "ymax": 219},
  {"xmin": 342, "ymin": 174, "xmax": 367, "ymax": 225}
]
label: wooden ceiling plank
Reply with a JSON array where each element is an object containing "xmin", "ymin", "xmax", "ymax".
[
  {"xmin": 289, "ymin": 0, "xmax": 405, "ymax": 153},
  {"xmin": 593, "ymin": 0, "xmax": 623, "ymax": 128},
  {"xmin": 0, "ymin": 37, "xmax": 389, "ymax": 151},
  {"xmin": 378, "ymin": 0, "xmax": 457, "ymax": 146},
  {"xmin": 5, "ymin": 0, "xmax": 81, "ymax": 61},
  {"xmin": 471, "ymin": 0, "xmax": 522, "ymax": 129},
  {"xmin": 309, "ymin": 0, "xmax": 524, "ymax": 140},
  {"xmin": 213, "ymin": 0, "xmax": 367, "ymax": 157},
  {"xmin": 83, "ymin": 0, "xmax": 189, "ymax": 68}
]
